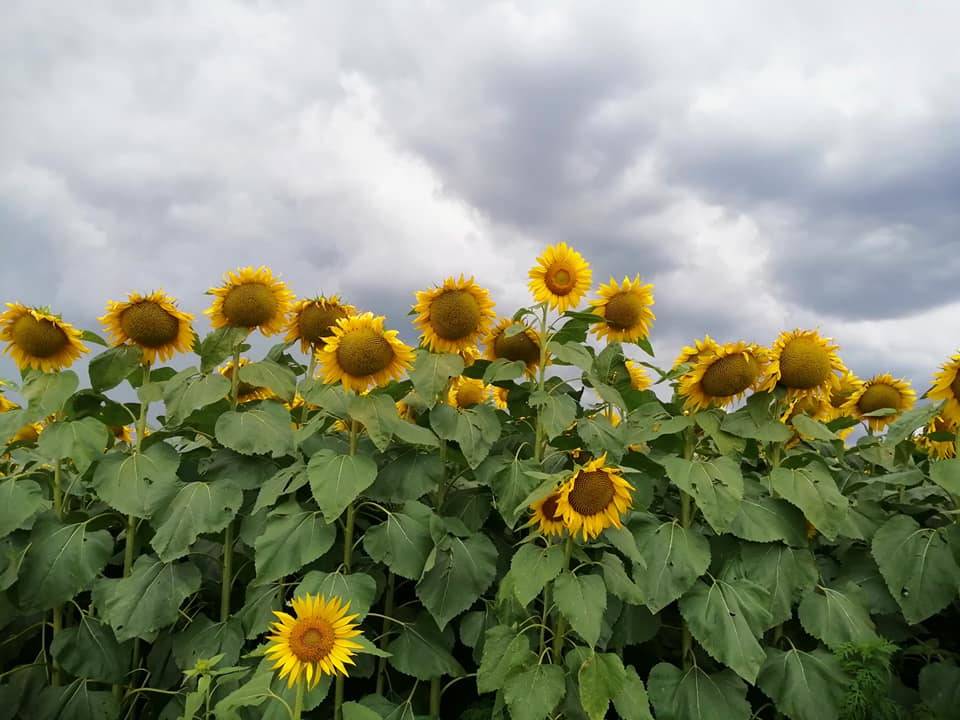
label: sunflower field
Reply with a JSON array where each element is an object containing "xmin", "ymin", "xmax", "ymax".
[{"xmin": 2, "ymin": 246, "xmax": 960, "ymax": 720}]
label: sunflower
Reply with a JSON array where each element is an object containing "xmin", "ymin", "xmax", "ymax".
[
  {"xmin": 459, "ymin": 345, "xmax": 481, "ymax": 368},
  {"xmin": 319, "ymin": 313, "xmax": 415, "ymax": 393},
  {"xmin": 9, "ymin": 422, "xmax": 44, "ymax": 444},
  {"xmin": 589, "ymin": 276, "xmax": 655, "ymax": 344},
  {"xmin": 826, "ymin": 370, "xmax": 863, "ymax": 419},
  {"xmin": 625, "ymin": 361, "xmax": 652, "ymax": 391},
  {"xmin": 929, "ymin": 352, "xmax": 960, "ymax": 425},
  {"xmin": 220, "ymin": 358, "xmax": 275, "ymax": 403},
  {"xmin": 679, "ymin": 342, "xmax": 767, "ymax": 412},
  {"xmin": 843, "ymin": 373, "xmax": 916, "ymax": 431},
  {"xmin": 554, "ymin": 453, "xmax": 634, "ymax": 540},
  {"xmin": 396, "ymin": 399, "xmax": 419, "ymax": 422},
  {"xmin": 493, "ymin": 387, "xmax": 509, "ymax": 411},
  {"xmin": 285, "ymin": 296, "xmax": 355, "ymax": 354},
  {"xmin": 413, "ymin": 276, "xmax": 496, "ymax": 354},
  {"xmin": 483, "ymin": 318, "xmax": 542, "ymax": 374},
  {"xmin": 781, "ymin": 395, "xmax": 833, "ymax": 424},
  {"xmin": 527, "ymin": 491, "xmax": 566, "ymax": 537},
  {"xmin": 264, "ymin": 593, "xmax": 363, "ymax": 688},
  {"xmin": 528, "ymin": 243, "xmax": 592, "ymax": 313},
  {"xmin": 206, "ymin": 266, "xmax": 295, "ymax": 336},
  {"xmin": 761, "ymin": 329, "xmax": 845, "ymax": 401},
  {"xmin": 447, "ymin": 376, "xmax": 493, "ymax": 409},
  {"xmin": 100, "ymin": 290, "xmax": 194, "ymax": 363},
  {"xmin": 917, "ymin": 415, "xmax": 957, "ymax": 460},
  {"xmin": 0, "ymin": 393, "xmax": 17, "ymax": 413},
  {"xmin": 0, "ymin": 303, "xmax": 88, "ymax": 372},
  {"xmin": 111, "ymin": 426, "xmax": 135, "ymax": 445},
  {"xmin": 674, "ymin": 335, "xmax": 720, "ymax": 368}
]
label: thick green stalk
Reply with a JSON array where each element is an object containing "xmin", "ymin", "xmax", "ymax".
[
  {"xmin": 533, "ymin": 305, "xmax": 549, "ymax": 463},
  {"xmin": 550, "ymin": 537, "xmax": 574, "ymax": 662},
  {"xmin": 124, "ymin": 362, "xmax": 151, "ymax": 579},
  {"xmin": 51, "ymin": 458, "xmax": 63, "ymax": 686},
  {"xmin": 334, "ymin": 419, "xmax": 360, "ymax": 720},
  {"xmin": 220, "ymin": 348, "xmax": 242, "ymax": 622},
  {"xmin": 538, "ymin": 570, "xmax": 553, "ymax": 657},
  {"xmin": 291, "ymin": 678, "xmax": 305, "ymax": 720},
  {"xmin": 375, "ymin": 572, "xmax": 396, "ymax": 696},
  {"xmin": 429, "ymin": 677, "xmax": 441, "ymax": 719},
  {"xmin": 680, "ymin": 426, "xmax": 695, "ymax": 669}
]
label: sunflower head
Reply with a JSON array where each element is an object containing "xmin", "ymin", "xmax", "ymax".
[
  {"xmin": 929, "ymin": 352, "xmax": 960, "ymax": 426},
  {"xmin": 9, "ymin": 421, "xmax": 44, "ymax": 444},
  {"xmin": 110, "ymin": 425, "xmax": 135, "ymax": 445},
  {"xmin": 100, "ymin": 290, "xmax": 194, "ymax": 363},
  {"xmin": 493, "ymin": 386, "xmax": 509, "ymax": 411},
  {"xmin": 674, "ymin": 335, "xmax": 720, "ymax": 369},
  {"xmin": 220, "ymin": 358, "xmax": 275, "ymax": 403},
  {"xmin": 413, "ymin": 276, "xmax": 496, "ymax": 354},
  {"xmin": 319, "ymin": 313, "xmax": 415, "ymax": 393},
  {"xmin": 917, "ymin": 415, "xmax": 958, "ymax": 460},
  {"xmin": 264, "ymin": 593, "xmax": 363, "ymax": 688},
  {"xmin": 0, "ymin": 303, "xmax": 88, "ymax": 372},
  {"xmin": 590, "ymin": 276, "xmax": 655, "ymax": 344},
  {"xmin": 528, "ymin": 491, "xmax": 566, "ymax": 537},
  {"xmin": 679, "ymin": 342, "xmax": 767, "ymax": 412},
  {"xmin": 528, "ymin": 243, "xmax": 592, "ymax": 313},
  {"xmin": 555, "ymin": 453, "xmax": 634, "ymax": 540},
  {"xmin": 483, "ymin": 318, "xmax": 542, "ymax": 374},
  {"xmin": 781, "ymin": 395, "xmax": 833, "ymax": 424},
  {"xmin": 843, "ymin": 373, "xmax": 916, "ymax": 431},
  {"xmin": 285, "ymin": 296, "xmax": 355, "ymax": 353},
  {"xmin": 762, "ymin": 329, "xmax": 844, "ymax": 400},
  {"xmin": 447, "ymin": 376, "xmax": 492, "ymax": 409},
  {"xmin": 625, "ymin": 360, "xmax": 652, "ymax": 392},
  {"xmin": 0, "ymin": 393, "xmax": 17, "ymax": 413},
  {"xmin": 206, "ymin": 266, "xmax": 295, "ymax": 336}
]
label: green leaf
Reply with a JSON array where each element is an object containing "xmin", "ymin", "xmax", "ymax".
[
  {"xmin": 633, "ymin": 518, "xmax": 711, "ymax": 613},
  {"xmin": 254, "ymin": 461, "xmax": 309, "ymax": 513},
  {"xmin": 198, "ymin": 327, "xmax": 249, "ymax": 374},
  {"xmin": 88, "ymin": 345, "xmax": 142, "ymax": 392},
  {"xmin": 348, "ymin": 393, "xmax": 400, "ymax": 451},
  {"xmin": 770, "ymin": 462, "xmax": 848, "ymax": 540},
  {"xmin": 38, "ymin": 417, "xmax": 108, "ymax": 473},
  {"xmin": 483, "ymin": 455, "xmax": 540, "ymax": 529},
  {"xmin": 215, "ymin": 401, "xmax": 295, "ymax": 458},
  {"xmin": 679, "ymin": 578, "xmax": 769, "ymax": 683},
  {"xmin": 930, "ymin": 459, "xmax": 960, "ymax": 496},
  {"xmin": 307, "ymin": 450, "xmax": 378, "ymax": 523},
  {"xmin": 577, "ymin": 416, "xmax": 627, "ymax": 460},
  {"xmin": 919, "ymin": 663, "xmax": 960, "ymax": 720},
  {"xmin": 482, "ymin": 358, "xmax": 527, "ymax": 384},
  {"xmin": 201, "ymin": 449, "xmax": 277, "ymax": 490},
  {"xmin": 530, "ymin": 391, "xmax": 577, "ymax": 440},
  {"xmin": 50, "ymin": 614, "xmax": 131, "ymax": 683},
  {"xmin": 721, "ymin": 406, "xmax": 792, "ymax": 442},
  {"xmin": 387, "ymin": 612, "xmax": 464, "ymax": 680},
  {"xmin": 417, "ymin": 531, "xmax": 498, "ymax": 629},
  {"xmin": 728, "ymin": 478, "xmax": 807, "ymax": 546},
  {"xmin": 884, "ymin": 402, "xmax": 943, "ymax": 446},
  {"xmin": 477, "ymin": 625, "xmax": 534, "ymax": 693},
  {"xmin": 368, "ymin": 450, "xmax": 442, "ymax": 502},
  {"xmin": 92, "ymin": 442, "xmax": 181, "ymax": 519},
  {"xmin": 600, "ymin": 552, "xmax": 645, "ymax": 605},
  {"xmin": 94, "ymin": 555, "xmax": 200, "ymax": 642},
  {"xmin": 19, "ymin": 516, "xmax": 113, "ymax": 610},
  {"xmin": 548, "ymin": 341, "xmax": 594, "ymax": 371},
  {"xmin": 172, "ymin": 614, "xmax": 244, "ymax": 670},
  {"xmin": 35, "ymin": 680, "xmax": 120, "ymax": 720},
  {"xmin": 343, "ymin": 703, "xmax": 384, "ymax": 720},
  {"xmin": 647, "ymin": 662, "xmax": 750, "ymax": 720},
  {"xmin": 22, "ymin": 370, "xmax": 79, "ymax": 415},
  {"xmin": 163, "ymin": 368, "xmax": 231, "ymax": 425},
  {"xmin": 612, "ymin": 665, "xmax": 654, "ymax": 720},
  {"xmin": 453, "ymin": 404, "xmax": 502, "ymax": 468},
  {"xmin": 757, "ymin": 647, "xmax": 848, "ymax": 720},
  {"xmin": 736, "ymin": 542, "xmax": 817, "ymax": 629},
  {"xmin": 579, "ymin": 652, "xmax": 626, "ymax": 720},
  {"xmin": 254, "ymin": 501, "xmax": 336, "ymax": 583},
  {"xmin": 661, "ymin": 455, "xmax": 744, "ymax": 532},
  {"xmin": 509, "ymin": 543, "xmax": 566, "ymax": 607},
  {"xmin": 791, "ymin": 414, "xmax": 836, "ymax": 441},
  {"xmin": 0, "ymin": 478, "xmax": 50, "ymax": 537},
  {"xmin": 150, "ymin": 480, "xmax": 243, "ymax": 562},
  {"xmin": 503, "ymin": 664, "xmax": 566, "ymax": 720},
  {"xmin": 554, "ymin": 571, "xmax": 606, "ymax": 647},
  {"xmin": 238, "ymin": 360, "xmax": 297, "ymax": 402},
  {"xmin": 872, "ymin": 514, "xmax": 960, "ymax": 624},
  {"xmin": 797, "ymin": 585, "xmax": 879, "ymax": 649},
  {"xmin": 410, "ymin": 351, "xmax": 463, "ymax": 404},
  {"xmin": 362, "ymin": 504, "xmax": 433, "ymax": 580},
  {"xmin": 294, "ymin": 570, "xmax": 377, "ymax": 619}
]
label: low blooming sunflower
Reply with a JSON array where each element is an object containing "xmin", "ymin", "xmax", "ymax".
[
  {"xmin": 528, "ymin": 242, "xmax": 592, "ymax": 313},
  {"xmin": 761, "ymin": 329, "xmax": 845, "ymax": 401},
  {"xmin": 264, "ymin": 593, "xmax": 363, "ymax": 688},
  {"xmin": 679, "ymin": 342, "xmax": 767, "ymax": 412},
  {"xmin": 413, "ymin": 276, "xmax": 496, "ymax": 354},
  {"xmin": 929, "ymin": 352, "xmax": 960, "ymax": 425},
  {"xmin": 674, "ymin": 335, "xmax": 720, "ymax": 368},
  {"xmin": 220, "ymin": 358, "xmax": 274, "ymax": 403},
  {"xmin": 590, "ymin": 276, "xmax": 655, "ymax": 344},
  {"xmin": 917, "ymin": 415, "xmax": 957, "ymax": 460},
  {"xmin": 448, "ymin": 376, "xmax": 492, "ymax": 409},
  {"xmin": 843, "ymin": 373, "xmax": 916, "ymax": 431},
  {"xmin": 111, "ymin": 426, "xmax": 135, "ymax": 445},
  {"xmin": 100, "ymin": 290, "xmax": 194, "ymax": 363},
  {"xmin": 0, "ymin": 303, "xmax": 88, "ymax": 372},
  {"xmin": 493, "ymin": 387, "xmax": 509, "ymax": 410},
  {"xmin": 626, "ymin": 360, "xmax": 652, "ymax": 391},
  {"xmin": 528, "ymin": 491, "xmax": 566, "ymax": 537},
  {"xmin": 319, "ymin": 313, "xmax": 415, "ymax": 393},
  {"xmin": 483, "ymin": 318, "xmax": 542, "ymax": 374},
  {"xmin": 285, "ymin": 296, "xmax": 355, "ymax": 353},
  {"xmin": 826, "ymin": 370, "xmax": 863, "ymax": 421},
  {"xmin": 206, "ymin": 266, "xmax": 295, "ymax": 336},
  {"xmin": 555, "ymin": 453, "xmax": 634, "ymax": 540}
]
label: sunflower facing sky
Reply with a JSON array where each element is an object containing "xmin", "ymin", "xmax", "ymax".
[
  {"xmin": 528, "ymin": 243, "xmax": 592, "ymax": 313},
  {"xmin": 929, "ymin": 352, "xmax": 960, "ymax": 426},
  {"xmin": 413, "ymin": 275, "xmax": 496, "ymax": 354},
  {"xmin": 761, "ymin": 329, "xmax": 845, "ymax": 400},
  {"xmin": 528, "ymin": 490, "xmax": 566, "ymax": 538},
  {"xmin": 100, "ymin": 290, "xmax": 194, "ymax": 363},
  {"xmin": 674, "ymin": 335, "xmax": 720, "ymax": 368},
  {"xmin": 679, "ymin": 341, "xmax": 767, "ymax": 412},
  {"xmin": 264, "ymin": 593, "xmax": 363, "ymax": 688},
  {"xmin": 319, "ymin": 313, "xmax": 414, "ymax": 393},
  {"xmin": 554, "ymin": 453, "xmax": 634, "ymax": 540},
  {"xmin": 844, "ymin": 373, "xmax": 916, "ymax": 431},
  {"xmin": 206, "ymin": 266, "xmax": 295, "ymax": 336},
  {"xmin": 0, "ymin": 303, "xmax": 88, "ymax": 373},
  {"xmin": 285, "ymin": 296, "xmax": 355, "ymax": 354},
  {"xmin": 483, "ymin": 318, "xmax": 542, "ymax": 374},
  {"xmin": 590, "ymin": 276, "xmax": 655, "ymax": 344}
]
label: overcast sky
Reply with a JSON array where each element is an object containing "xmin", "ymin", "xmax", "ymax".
[{"xmin": 2, "ymin": 1, "xmax": 959, "ymax": 395}]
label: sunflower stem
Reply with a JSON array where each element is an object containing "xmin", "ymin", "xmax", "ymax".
[
  {"xmin": 429, "ymin": 676, "xmax": 442, "ymax": 719},
  {"xmin": 538, "ymin": 568, "xmax": 553, "ymax": 657},
  {"xmin": 375, "ymin": 572, "xmax": 396, "ymax": 696},
  {"xmin": 680, "ymin": 425, "xmax": 695, "ymax": 669},
  {"xmin": 291, "ymin": 678, "xmax": 305, "ymax": 720},
  {"xmin": 51, "ymin": 457, "xmax": 63, "ymax": 686},
  {"xmin": 550, "ymin": 536, "xmax": 574, "ymax": 662},
  {"xmin": 534, "ymin": 304, "xmax": 549, "ymax": 463},
  {"xmin": 335, "ymin": 419, "xmax": 360, "ymax": 720},
  {"xmin": 220, "ymin": 349, "xmax": 242, "ymax": 623},
  {"xmin": 124, "ymin": 361, "xmax": 150, "ymax": 580}
]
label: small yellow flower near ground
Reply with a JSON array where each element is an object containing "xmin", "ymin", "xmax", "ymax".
[
  {"xmin": 0, "ymin": 303, "xmax": 88, "ymax": 372},
  {"xmin": 929, "ymin": 352, "xmax": 960, "ymax": 426},
  {"xmin": 483, "ymin": 318, "xmax": 542, "ymax": 375},
  {"xmin": 760, "ymin": 329, "xmax": 845, "ymax": 401},
  {"xmin": 285, "ymin": 296, "xmax": 355, "ymax": 354},
  {"xmin": 555, "ymin": 453, "xmax": 634, "ymax": 540},
  {"xmin": 319, "ymin": 313, "xmax": 415, "ymax": 393},
  {"xmin": 206, "ymin": 266, "xmax": 295, "ymax": 336},
  {"xmin": 100, "ymin": 290, "xmax": 194, "ymax": 363},
  {"xmin": 413, "ymin": 276, "xmax": 496, "ymax": 354},
  {"xmin": 679, "ymin": 342, "xmax": 767, "ymax": 412},
  {"xmin": 590, "ymin": 276, "xmax": 655, "ymax": 344},
  {"xmin": 843, "ymin": 373, "xmax": 916, "ymax": 431},
  {"xmin": 528, "ymin": 491, "xmax": 566, "ymax": 538},
  {"xmin": 528, "ymin": 243, "xmax": 592, "ymax": 313}
]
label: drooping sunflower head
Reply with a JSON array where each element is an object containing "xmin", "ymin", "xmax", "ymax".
[
  {"xmin": 590, "ymin": 276, "xmax": 655, "ymax": 344},
  {"xmin": 781, "ymin": 394, "xmax": 833, "ymax": 424},
  {"xmin": 220, "ymin": 358, "xmax": 275, "ymax": 403},
  {"xmin": 206, "ymin": 266, "xmax": 295, "ymax": 336},
  {"xmin": 528, "ymin": 243, "xmax": 592, "ymax": 313},
  {"xmin": 413, "ymin": 276, "xmax": 496, "ymax": 354},
  {"xmin": 679, "ymin": 342, "xmax": 768, "ymax": 412},
  {"xmin": 483, "ymin": 318, "xmax": 542, "ymax": 374},
  {"xmin": 828, "ymin": 370, "xmax": 863, "ymax": 414},
  {"xmin": 285, "ymin": 296, "xmax": 355, "ymax": 353},
  {"xmin": 917, "ymin": 415, "xmax": 957, "ymax": 460},
  {"xmin": 100, "ymin": 290, "xmax": 194, "ymax": 363},
  {"xmin": 929, "ymin": 352, "xmax": 960, "ymax": 426},
  {"xmin": 0, "ymin": 303, "xmax": 88, "ymax": 372},
  {"xmin": 843, "ymin": 373, "xmax": 916, "ymax": 431},
  {"xmin": 447, "ymin": 376, "xmax": 492, "ymax": 409},
  {"xmin": 264, "ymin": 593, "xmax": 363, "ymax": 688},
  {"xmin": 319, "ymin": 313, "xmax": 415, "ymax": 393},
  {"xmin": 555, "ymin": 453, "xmax": 634, "ymax": 540},
  {"xmin": 674, "ymin": 335, "xmax": 720, "ymax": 369},
  {"xmin": 625, "ymin": 360, "xmax": 652, "ymax": 392},
  {"xmin": 762, "ymin": 329, "xmax": 845, "ymax": 400},
  {"xmin": 528, "ymin": 490, "xmax": 566, "ymax": 537}
]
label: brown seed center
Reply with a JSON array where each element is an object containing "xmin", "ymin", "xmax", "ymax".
[
  {"xmin": 120, "ymin": 302, "xmax": 180, "ymax": 348},
  {"xmin": 603, "ymin": 292, "xmax": 647, "ymax": 330},
  {"xmin": 493, "ymin": 328, "xmax": 540, "ymax": 366},
  {"xmin": 428, "ymin": 290, "xmax": 482, "ymax": 341},
  {"xmin": 11, "ymin": 314, "xmax": 69, "ymax": 358},
  {"xmin": 289, "ymin": 619, "xmax": 335, "ymax": 663},
  {"xmin": 337, "ymin": 328, "xmax": 395, "ymax": 377},
  {"xmin": 545, "ymin": 266, "xmax": 575, "ymax": 295},
  {"xmin": 778, "ymin": 337, "xmax": 832, "ymax": 389},
  {"xmin": 222, "ymin": 283, "xmax": 278, "ymax": 328},
  {"xmin": 541, "ymin": 493, "xmax": 562, "ymax": 520},
  {"xmin": 951, "ymin": 373, "xmax": 960, "ymax": 399},
  {"xmin": 858, "ymin": 384, "xmax": 903, "ymax": 414},
  {"xmin": 568, "ymin": 470, "xmax": 616, "ymax": 516},
  {"xmin": 299, "ymin": 303, "xmax": 348, "ymax": 345},
  {"xmin": 700, "ymin": 353, "xmax": 758, "ymax": 397}
]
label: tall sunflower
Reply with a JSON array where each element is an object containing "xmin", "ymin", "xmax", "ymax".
[
  {"xmin": 929, "ymin": 352, "xmax": 960, "ymax": 425},
  {"xmin": 554, "ymin": 453, "xmax": 634, "ymax": 540},
  {"xmin": 0, "ymin": 303, "xmax": 88, "ymax": 372},
  {"xmin": 625, "ymin": 360, "xmax": 652, "ymax": 391},
  {"xmin": 447, "ymin": 376, "xmax": 493, "ymax": 409},
  {"xmin": 220, "ymin": 358, "xmax": 275, "ymax": 403},
  {"xmin": 590, "ymin": 276, "xmax": 655, "ymax": 344},
  {"xmin": 100, "ymin": 290, "xmax": 194, "ymax": 363},
  {"xmin": 483, "ymin": 318, "xmax": 542, "ymax": 374},
  {"xmin": 264, "ymin": 593, "xmax": 363, "ymax": 688},
  {"xmin": 285, "ymin": 296, "xmax": 355, "ymax": 353},
  {"xmin": 761, "ymin": 329, "xmax": 845, "ymax": 400},
  {"xmin": 528, "ymin": 243, "xmax": 592, "ymax": 312},
  {"xmin": 319, "ymin": 313, "xmax": 414, "ymax": 393},
  {"xmin": 679, "ymin": 342, "xmax": 767, "ymax": 412},
  {"xmin": 843, "ymin": 373, "xmax": 916, "ymax": 431},
  {"xmin": 674, "ymin": 335, "xmax": 720, "ymax": 368},
  {"xmin": 413, "ymin": 276, "xmax": 496, "ymax": 354},
  {"xmin": 917, "ymin": 415, "xmax": 957, "ymax": 460},
  {"xmin": 528, "ymin": 491, "xmax": 566, "ymax": 537},
  {"xmin": 206, "ymin": 266, "xmax": 295, "ymax": 336}
]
